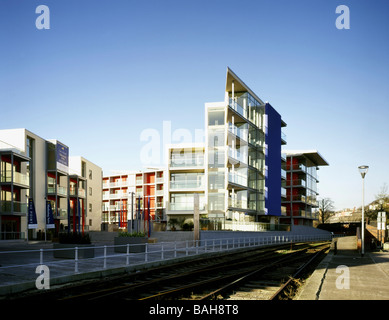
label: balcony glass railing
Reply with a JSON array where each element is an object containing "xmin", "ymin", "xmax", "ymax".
[
  {"xmin": 47, "ymin": 185, "xmax": 68, "ymax": 196},
  {"xmin": 281, "ymin": 131, "xmax": 287, "ymax": 142},
  {"xmin": 229, "ymin": 98, "xmax": 247, "ymax": 118},
  {"xmin": 227, "ymin": 147, "xmax": 247, "ymax": 164},
  {"xmin": 156, "ymin": 189, "xmax": 164, "ymax": 196},
  {"xmin": 156, "ymin": 177, "xmax": 164, "ymax": 183},
  {"xmin": 228, "ymin": 197, "xmax": 248, "ymax": 209},
  {"xmin": 288, "ymin": 164, "xmax": 306, "ymax": 172},
  {"xmin": 56, "ymin": 208, "xmax": 67, "ymax": 219},
  {"xmin": 285, "ymin": 195, "xmax": 306, "ymax": 202},
  {"xmin": 281, "ymin": 169, "xmax": 286, "ymax": 180},
  {"xmin": 228, "ymin": 172, "xmax": 247, "ymax": 187},
  {"xmin": 0, "ymin": 171, "xmax": 29, "ymax": 187},
  {"xmin": 170, "ymin": 178, "xmax": 204, "ymax": 190},
  {"xmin": 286, "ymin": 179, "xmax": 306, "ymax": 187},
  {"xmin": 169, "ymin": 202, "xmax": 205, "ymax": 211},
  {"xmin": 228, "ymin": 123, "xmax": 248, "ymax": 142},
  {"xmin": 170, "ymin": 156, "xmax": 205, "ymax": 168},
  {"xmin": 0, "ymin": 200, "xmax": 28, "ymax": 213}
]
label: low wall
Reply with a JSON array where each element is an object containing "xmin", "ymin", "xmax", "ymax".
[{"xmin": 200, "ymin": 225, "xmax": 331, "ymax": 242}]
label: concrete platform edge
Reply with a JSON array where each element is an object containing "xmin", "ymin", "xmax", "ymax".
[{"xmin": 296, "ymin": 251, "xmax": 334, "ymax": 300}]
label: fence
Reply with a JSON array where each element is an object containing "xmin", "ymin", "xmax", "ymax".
[{"xmin": 0, "ymin": 233, "xmax": 335, "ymax": 291}]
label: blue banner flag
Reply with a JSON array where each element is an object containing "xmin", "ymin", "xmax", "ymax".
[
  {"xmin": 46, "ymin": 201, "xmax": 55, "ymax": 229},
  {"xmin": 28, "ymin": 198, "xmax": 38, "ymax": 229}
]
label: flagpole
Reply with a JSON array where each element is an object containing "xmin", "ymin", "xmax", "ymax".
[{"xmin": 44, "ymin": 199, "xmax": 47, "ymax": 243}]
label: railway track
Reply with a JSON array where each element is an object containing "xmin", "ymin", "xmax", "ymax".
[{"xmin": 9, "ymin": 241, "xmax": 329, "ymax": 301}]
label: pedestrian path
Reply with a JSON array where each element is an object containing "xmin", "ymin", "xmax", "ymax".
[{"xmin": 297, "ymin": 236, "xmax": 389, "ymax": 300}]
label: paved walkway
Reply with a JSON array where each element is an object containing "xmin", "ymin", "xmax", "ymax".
[{"xmin": 297, "ymin": 236, "xmax": 389, "ymax": 300}]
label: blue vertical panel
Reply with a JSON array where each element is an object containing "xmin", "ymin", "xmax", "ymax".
[{"xmin": 265, "ymin": 103, "xmax": 281, "ymax": 216}]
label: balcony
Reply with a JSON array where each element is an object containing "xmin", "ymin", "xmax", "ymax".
[
  {"xmin": 69, "ymin": 187, "xmax": 86, "ymax": 198},
  {"xmin": 170, "ymin": 178, "xmax": 204, "ymax": 191},
  {"xmin": 156, "ymin": 189, "xmax": 164, "ymax": 196},
  {"xmin": 287, "ymin": 164, "xmax": 306, "ymax": 172},
  {"xmin": 228, "ymin": 171, "xmax": 247, "ymax": 187},
  {"xmin": 170, "ymin": 156, "xmax": 205, "ymax": 168},
  {"xmin": 227, "ymin": 147, "xmax": 247, "ymax": 165},
  {"xmin": 47, "ymin": 185, "xmax": 68, "ymax": 197},
  {"xmin": 281, "ymin": 168, "xmax": 286, "ymax": 180},
  {"xmin": 228, "ymin": 123, "xmax": 248, "ymax": 142},
  {"xmin": 284, "ymin": 195, "xmax": 306, "ymax": 203},
  {"xmin": 156, "ymin": 177, "xmax": 164, "ymax": 184},
  {"xmin": 0, "ymin": 171, "xmax": 29, "ymax": 187},
  {"xmin": 285, "ymin": 179, "xmax": 306, "ymax": 188},
  {"xmin": 0, "ymin": 200, "xmax": 28, "ymax": 214},
  {"xmin": 229, "ymin": 98, "xmax": 247, "ymax": 119},
  {"xmin": 156, "ymin": 201, "xmax": 164, "ymax": 208},
  {"xmin": 287, "ymin": 209, "xmax": 307, "ymax": 217},
  {"xmin": 56, "ymin": 208, "xmax": 68, "ymax": 219},
  {"xmin": 281, "ymin": 131, "xmax": 287, "ymax": 145},
  {"xmin": 110, "ymin": 181, "xmax": 126, "ymax": 188},
  {"xmin": 169, "ymin": 202, "xmax": 205, "ymax": 211},
  {"xmin": 228, "ymin": 197, "xmax": 248, "ymax": 210},
  {"xmin": 281, "ymin": 187, "xmax": 287, "ymax": 198},
  {"xmin": 108, "ymin": 193, "xmax": 126, "ymax": 199}
]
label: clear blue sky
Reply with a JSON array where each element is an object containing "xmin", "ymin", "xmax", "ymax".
[{"xmin": 1, "ymin": 0, "xmax": 388, "ymax": 211}]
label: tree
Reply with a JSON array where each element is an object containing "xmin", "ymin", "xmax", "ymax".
[
  {"xmin": 318, "ymin": 198, "xmax": 335, "ymax": 224},
  {"xmin": 375, "ymin": 183, "xmax": 389, "ymax": 203}
]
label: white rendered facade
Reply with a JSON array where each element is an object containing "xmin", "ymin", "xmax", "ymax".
[{"xmin": 0, "ymin": 128, "xmax": 102, "ymax": 239}]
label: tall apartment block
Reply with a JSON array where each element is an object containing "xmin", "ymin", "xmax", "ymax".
[
  {"xmin": 281, "ymin": 150, "xmax": 328, "ymax": 226},
  {"xmin": 102, "ymin": 169, "xmax": 166, "ymax": 231},
  {"xmin": 0, "ymin": 129, "xmax": 102, "ymax": 240},
  {"xmin": 166, "ymin": 68, "xmax": 288, "ymax": 231}
]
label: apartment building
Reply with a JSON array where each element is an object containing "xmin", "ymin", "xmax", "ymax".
[
  {"xmin": 0, "ymin": 128, "xmax": 102, "ymax": 239},
  {"xmin": 69, "ymin": 156, "xmax": 103, "ymax": 231},
  {"xmin": 165, "ymin": 68, "xmax": 288, "ymax": 231},
  {"xmin": 281, "ymin": 150, "xmax": 329, "ymax": 226},
  {"xmin": 102, "ymin": 168, "xmax": 166, "ymax": 231}
]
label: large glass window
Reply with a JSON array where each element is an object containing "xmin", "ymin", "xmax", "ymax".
[
  {"xmin": 208, "ymin": 109, "xmax": 225, "ymax": 126},
  {"xmin": 208, "ymin": 192, "xmax": 225, "ymax": 211},
  {"xmin": 170, "ymin": 149, "xmax": 204, "ymax": 167},
  {"xmin": 170, "ymin": 193, "xmax": 205, "ymax": 210},
  {"xmin": 170, "ymin": 172, "xmax": 204, "ymax": 189},
  {"xmin": 208, "ymin": 170, "xmax": 225, "ymax": 190}
]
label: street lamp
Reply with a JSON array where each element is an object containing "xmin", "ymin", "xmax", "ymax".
[{"xmin": 358, "ymin": 165, "xmax": 369, "ymax": 256}]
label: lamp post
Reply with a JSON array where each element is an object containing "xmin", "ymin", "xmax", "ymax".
[{"xmin": 358, "ymin": 165, "xmax": 369, "ymax": 256}]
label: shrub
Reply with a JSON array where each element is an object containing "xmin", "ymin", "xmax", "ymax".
[
  {"xmin": 182, "ymin": 222, "xmax": 194, "ymax": 231},
  {"xmin": 118, "ymin": 231, "xmax": 146, "ymax": 237}
]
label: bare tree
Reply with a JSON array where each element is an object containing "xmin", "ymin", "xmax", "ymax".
[
  {"xmin": 318, "ymin": 198, "xmax": 335, "ymax": 224},
  {"xmin": 375, "ymin": 183, "xmax": 389, "ymax": 202}
]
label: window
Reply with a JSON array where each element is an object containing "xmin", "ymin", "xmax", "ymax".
[
  {"xmin": 81, "ymin": 162, "xmax": 86, "ymax": 178},
  {"xmin": 89, "ymin": 169, "xmax": 92, "ymax": 180},
  {"xmin": 89, "ymin": 187, "xmax": 92, "ymax": 196},
  {"xmin": 89, "ymin": 219, "xmax": 92, "ymax": 226},
  {"xmin": 89, "ymin": 203, "xmax": 92, "ymax": 212},
  {"xmin": 208, "ymin": 109, "xmax": 224, "ymax": 126}
]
